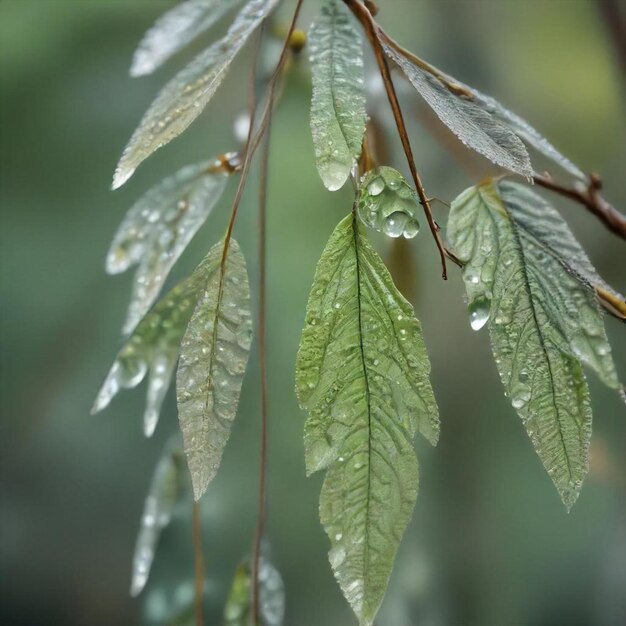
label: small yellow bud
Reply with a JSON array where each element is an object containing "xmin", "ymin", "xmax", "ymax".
[{"xmin": 289, "ymin": 29, "xmax": 307, "ymax": 53}]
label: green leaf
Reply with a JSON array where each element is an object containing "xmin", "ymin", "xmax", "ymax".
[
  {"xmin": 448, "ymin": 179, "xmax": 620, "ymax": 509},
  {"xmin": 176, "ymin": 240, "xmax": 252, "ymax": 501},
  {"xmin": 296, "ymin": 214, "xmax": 439, "ymax": 625},
  {"xmin": 92, "ymin": 248, "xmax": 214, "ymax": 436},
  {"xmin": 113, "ymin": 0, "xmax": 279, "ymax": 189},
  {"xmin": 309, "ymin": 0, "xmax": 366, "ymax": 191},
  {"xmin": 130, "ymin": 0, "xmax": 243, "ymax": 77},
  {"xmin": 383, "ymin": 43, "xmax": 532, "ymax": 179},
  {"xmin": 130, "ymin": 436, "xmax": 187, "ymax": 597},
  {"xmin": 107, "ymin": 160, "xmax": 231, "ymax": 334},
  {"xmin": 383, "ymin": 46, "xmax": 584, "ymax": 180},
  {"xmin": 92, "ymin": 237, "xmax": 249, "ymax": 442},
  {"xmin": 223, "ymin": 557, "xmax": 285, "ymax": 626},
  {"xmin": 471, "ymin": 90, "xmax": 585, "ymax": 181}
]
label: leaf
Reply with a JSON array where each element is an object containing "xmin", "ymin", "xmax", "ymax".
[
  {"xmin": 92, "ymin": 238, "xmax": 245, "ymax": 437},
  {"xmin": 383, "ymin": 45, "xmax": 585, "ymax": 180},
  {"xmin": 176, "ymin": 240, "xmax": 252, "ymax": 501},
  {"xmin": 382, "ymin": 43, "xmax": 533, "ymax": 179},
  {"xmin": 296, "ymin": 214, "xmax": 439, "ymax": 625},
  {"xmin": 107, "ymin": 160, "xmax": 230, "ymax": 334},
  {"xmin": 130, "ymin": 0, "xmax": 243, "ymax": 77},
  {"xmin": 131, "ymin": 436, "xmax": 187, "ymax": 597},
  {"xmin": 223, "ymin": 557, "xmax": 285, "ymax": 626},
  {"xmin": 92, "ymin": 259, "xmax": 206, "ymax": 436},
  {"xmin": 113, "ymin": 0, "xmax": 280, "ymax": 189},
  {"xmin": 471, "ymin": 90, "xmax": 586, "ymax": 180},
  {"xmin": 448, "ymin": 179, "xmax": 620, "ymax": 509},
  {"xmin": 309, "ymin": 0, "xmax": 366, "ymax": 191}
]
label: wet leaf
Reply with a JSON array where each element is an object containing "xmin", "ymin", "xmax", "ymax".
[
  {"xmin": 107, "ymin": 160, "xmax": 230, "ymax": 334},
  {"xmin": 131, "ymin": 436, "xmax": 187, "ymax": 597},
  {"xmin": 471, "ymin": 90, "xmax": 586, "ymax": 180},
  {"xmin": 176, "ymin": 240, "xmax": 252, "ymax": 501},
  {"xmin": 296, "ymin": 214, "xmax": 439, "ymax": 625},
  {"xmin": 92, "ymin": 259, "xmax": 207, "ymax": 436},
  {"xmin": 383, "ymin": 43, "xmax": 533, "ymax": 179},
  {"xmin": 448, "ymin": 179, "xmax": 620, "ymax": 509},
  {"xmin": 130, "ymin": 0, "xmax": 242, "ymax": 77},
  {"xmin": 92, "ymin": 238, "xmax": 246, "ymax": 438},
  {"xmin": 223, "ymin": 557, "xmax": 285, "ymax": 626},
  {"xmin": 384, "ymin": 45, "xmax": 585, "ymax": 180},
  {"xmin": 309, "ymin": 0, "xmax": 366, "ymax": 191},
  {"xmin": 113, "ymin": 0, "xmax": 279, "ymax": 189}
]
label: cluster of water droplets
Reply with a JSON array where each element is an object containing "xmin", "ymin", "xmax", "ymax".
[{"xmin": 357, "ymin": 167, "xmax": 421, "ymax": 239}]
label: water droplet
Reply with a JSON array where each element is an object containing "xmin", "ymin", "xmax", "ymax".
[
  {"xmin": 367, "ymin": 176, "xmax": 385, "ymax": 196},
  {"xmin": 468, "ymin": 296, "xmax": 491, "ymax": 331},
  {"xmin": 233, "ymin": 112, "xmax": 251, "ymax": 144},
  {"xmin": 357, "ymin": 167, "xmax": 421, "ymax": 239}
]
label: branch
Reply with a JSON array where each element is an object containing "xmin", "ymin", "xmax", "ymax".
[
  {"xmin": 343, "ymin": 0, "xmax": 451, "ymax": 278},
  {"xmin": 534, "ymin": 173, "xmax": 626, "ymax": 241}
]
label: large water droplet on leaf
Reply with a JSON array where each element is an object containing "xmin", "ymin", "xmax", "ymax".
[
  {"xmin": 357, "ymin": 167, "xmax": 420, "ymax": 239},
  {"xmin": 468, "ymin": 296, "xmax": 491, "ymax": 331}
]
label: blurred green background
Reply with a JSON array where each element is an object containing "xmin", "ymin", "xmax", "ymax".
[{"xmin": 1, "ymin": 1, "xmax": 625, "ymax": 625}]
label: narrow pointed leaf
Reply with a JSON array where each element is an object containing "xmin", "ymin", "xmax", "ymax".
[
  {"xmin": 223, "ymin": 557, "xmax": 285, "ymax": 625},
  {"xmin": 448, "ymin": 179, "xmax": 620, "ymax": 508},
  {"xmin": 384, "ymin": 45, "xmax": 586, "ymax": 180},
  {"xmin": 471, "ymin": 90, "xmax": 585, "ymax": 180},
  {"xmin": 296, "ymin": 214, "xmax": 439, "ymax": 625},
  {"xmin": 131, "ymin": 436, "xmax": 187, "ymax": 597},
  {"xmin": 113, "ymin": 0, "xmax": 279, "ymax": 189},
  {"xmin": 176, "ymin": 240, "xmax": 252, "ymax": 501},
  {"xmin": 92, "ymin": 239, "xmax": 239, "ymax": 436},
  {"xmin": 130, "ymin": 0, "xmax": 242, "ymax": 77},
  {"xmin": 107, "ymin": 160, "xmax": 230, "ymax": 334},
  {"xmin": 494, "ymin": 182, "xmax": 620, "ymax": 388},
  {"xmin": 309, "ymin": 0, "xmax": 366, "ymax": 191},
  {"xmin": 92, "ymin": 265, "xmax": 205, "ymax": 436},
  {"xmin": 383, "ymin": 43, "xmax": 533, "ymax": 179}
]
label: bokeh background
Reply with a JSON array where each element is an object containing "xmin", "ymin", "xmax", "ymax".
[{"xmin": 1, "ymin": 1, "xmax": 625, "ymax": 625}]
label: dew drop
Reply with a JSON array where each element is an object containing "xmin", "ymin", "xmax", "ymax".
[
  {"xmin": 357, "ymin": 167, "xmax": 421, "ymax": 239},
  {"xmin": 468, "ymin": 296, "xmax": 491, "ymax": 331}
]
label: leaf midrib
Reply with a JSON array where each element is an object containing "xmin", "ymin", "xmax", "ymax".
[{"xmin": 351, "ymin": 215, "xmax": 373, "ymax": 610}]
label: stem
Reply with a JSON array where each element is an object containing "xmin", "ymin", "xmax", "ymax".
[
  {"xmin": 192, "ymin": 502, "xmax": 205, "ymax": 626},
  {"xmin": 534, "ymin": 173, "xmax": 626, "ymax": 242},
  {"xmin": 251, "ymin": 107, "xmax": 272, "ymax": 626},
  {"xmin": 376, "ymin": 29, "xmax": 473, "ymax": 98},
  {"xmin": 343, "ymin": 0, "xmax": 450, "ymax": 279}
]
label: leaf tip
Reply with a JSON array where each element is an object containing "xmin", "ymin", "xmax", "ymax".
[
  {"xmin": 112, "ymin": 165, "xmax": 135, "ymax": 190},
  {"xmin": 129, "ymin": 59, "xmax": 151, "ymax": 79},
  {"xmin": 129, "ymin": 575, "xmax": 144, "ymax": 598}
]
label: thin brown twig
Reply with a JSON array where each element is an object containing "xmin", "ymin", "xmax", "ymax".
[
  {"xmin": 217, "ymin": 0, "xmax": 303, "ymax": 278},
  {"xmin": 533, "ymin": 173, "xmax": 626, "ymax": 241},
  {"xmin": 343, "ymin": 0, "xmax": 453, "ymax": 278},
  {"xmin": 246, "ymin": 4, "xmax": 305, "ymax": 623},
  {"xmin": 192, "ymin": 501, "xmax": 205, "ymax": 626},
  {"xmin": 251, "ymin": 83, "xmax": 273, "ymax": 626}
]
